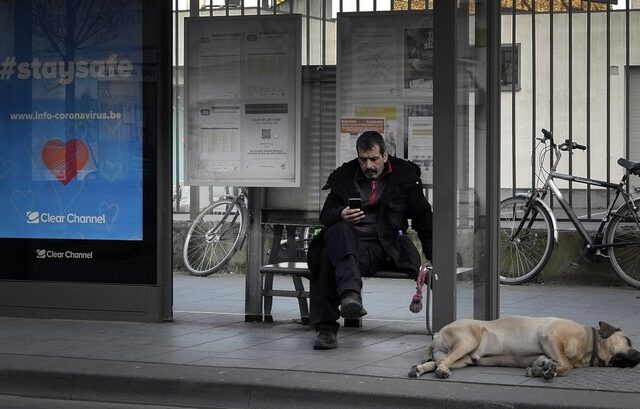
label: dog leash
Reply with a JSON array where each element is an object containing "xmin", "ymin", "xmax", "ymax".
[{"xmin": 409, "ymin": 265, "xmax": 432, "ymax": 313}]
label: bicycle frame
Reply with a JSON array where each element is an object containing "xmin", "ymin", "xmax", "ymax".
[
  {"xmin": 206, "ymin": 194, "xmax": 244, "ymax": 240},
  {"xmin": 501, "ymin": 130, "xmax": 640, "ymax": 288},
  {"xmin": 532, "ymin": 141, "xmax": 640, "ymax": 251},
  {"xmin": 545, "ymin": 175, "xmax": 620, "ymax": 249}
]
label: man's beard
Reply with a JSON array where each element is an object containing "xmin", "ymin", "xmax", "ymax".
[{"xmin": 364, "ymin": 169, "xmax": 378, "ymax": 178}]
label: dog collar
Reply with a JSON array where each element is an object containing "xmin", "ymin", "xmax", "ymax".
[{"xmin": 590, "ymin": 327, "xmax": 600, "ymax": 367}]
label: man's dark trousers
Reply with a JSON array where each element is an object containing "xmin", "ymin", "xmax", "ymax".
[{"xmin": 310, "ymin": 221, "xmax": 394, "ymax": 332}]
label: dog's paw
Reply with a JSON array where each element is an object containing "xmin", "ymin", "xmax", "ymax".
[
  {"xmin": 543, "ymin": 360, "xmax": 558, "ymax": 381},
  {"xmin": 408, "ymin": 365, "xmax": 419, "ymax": 378},
  {"xmin": 434, "ymin": 367, "xmax": 450, "ymax": 379},
  {"xmin": 525, "ymin": 366, "xmax": 534, "ymax": 377}
]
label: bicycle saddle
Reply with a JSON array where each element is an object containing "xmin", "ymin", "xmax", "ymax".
[{"xmin": 617, "ymin": 158, "xmax": 640, "ymax": 175}]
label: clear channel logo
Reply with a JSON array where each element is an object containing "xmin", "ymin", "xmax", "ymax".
[
  {"xmin": 26, "ymin": 211, "xmax": 106, "ymax": 225},
  {"xmin": 26, "ymin": 211, "xmax": 40, "ymax": 223},
  {"xmin": 36, "ymin": 249, "xmax": 93, "ymax": 260}
]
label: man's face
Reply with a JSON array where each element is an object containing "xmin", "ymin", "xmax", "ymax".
[{"xmin": 357, "ymin": 145, "xmax": 388, "ymax": 179}]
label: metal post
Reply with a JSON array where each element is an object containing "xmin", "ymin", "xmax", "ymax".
[
  {"xmin": 160, "ymin": 0, "xmax": 174, "ymax": 322},
  {"xmin": 473, "ymin": 0, "xmax": 500, "ymax": 321},
  {"xmin": 432, "ymin": 0, "xmax": 458, "ymax": 331},
  {"xmin": 245, "ymin": 187, "xmax": 265, "ymax": 322}
]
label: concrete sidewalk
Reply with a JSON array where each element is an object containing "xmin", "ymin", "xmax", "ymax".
[{"xmin": 0, "ymin": 272, "xmax": 639, "ymax": 408}]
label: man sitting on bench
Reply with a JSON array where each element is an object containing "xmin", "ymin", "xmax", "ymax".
[{"xmin": 307, "ymin": 131, "xmax": 433, "ymax": 350}]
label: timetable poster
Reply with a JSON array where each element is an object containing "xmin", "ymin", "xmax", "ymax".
[
  {"xmin": 337, "ymin": 12, "xmax": 433, "ymax": 171},
  {"xmin": 0, "ymin": 0, "xmax": 143, "ymax": 241},
  {"xmin": 185, "ymin": 15, "xmax": 301, "ymax": 187}
]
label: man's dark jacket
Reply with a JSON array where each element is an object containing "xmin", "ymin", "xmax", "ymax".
[{"xmin": 308, "ymin": 155, "xmax": 432, "ymax": 277}]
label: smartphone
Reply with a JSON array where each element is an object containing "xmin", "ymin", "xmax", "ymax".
[{"xmin": 348, "ymin": 198, "xmax": 362, "ymax": 209}]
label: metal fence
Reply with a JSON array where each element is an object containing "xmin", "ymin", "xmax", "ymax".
[
  {"xmin": 501, "ymin": 1, "xmax": 640, "ymax": 222},
  {"xmin": 172, "ymin": 1, "xmax": 640, "ymax": 223}
]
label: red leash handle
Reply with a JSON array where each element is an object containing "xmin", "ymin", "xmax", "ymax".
[{"xmin": 409, "ymin": 265, "xmax": 430, "ymax": 313}]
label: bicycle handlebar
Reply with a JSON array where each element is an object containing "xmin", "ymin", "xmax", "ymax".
[
  {"xmin": 539, "ymin": 129, "xmax": 587, "ymax": 152},
  {"xmin": 541, "ymin": 128, "xmax": 553, "ymax": 141},
  {"xmin": 559, "ymin": 139, "xmax": 587, "ymax": 152}
]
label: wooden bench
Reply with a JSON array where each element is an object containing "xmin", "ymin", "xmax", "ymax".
[{"xmin": 260, "ymin": 261, "xmax": 437, "ymax": 335}]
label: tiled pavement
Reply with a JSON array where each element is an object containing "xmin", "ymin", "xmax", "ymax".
[{"xmin": 0, "ymin": 272, "xmax": 639, "ymax": 408}]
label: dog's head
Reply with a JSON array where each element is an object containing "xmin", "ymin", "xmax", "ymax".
[{"xmin": 597, "ymin": 321, "xmax": 640, "ymax": 368}]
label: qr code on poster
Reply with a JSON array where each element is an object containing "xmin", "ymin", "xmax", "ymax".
[{"xmin": 261, "ymin": 129, "xmax": 272, "ymax": 139}]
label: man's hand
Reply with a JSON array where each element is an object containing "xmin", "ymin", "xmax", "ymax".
[{"xmin": 341, "ymin": 206, "xmax": 364, "ymax": 225}]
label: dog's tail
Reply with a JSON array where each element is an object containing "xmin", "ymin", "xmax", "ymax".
[{"xmin": 409, "ymin": 266, "xmax": 429, "ymax": 313}]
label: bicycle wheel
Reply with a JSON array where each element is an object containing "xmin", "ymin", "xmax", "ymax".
[
  {"xmin": 183, "ymin": 198, "xmax": 248, "ymax": 276},
  {"xmin": 605, "ymin": 203, "xmax": 640, "ymax": 289},
  {"xmin": 499, "ymin": 196, "xmax": 554, "ymax": 284}
]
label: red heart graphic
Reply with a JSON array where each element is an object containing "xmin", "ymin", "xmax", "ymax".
[{"xmin": 41, "ymin": 139, "xmax": 89, "ymax": 185}]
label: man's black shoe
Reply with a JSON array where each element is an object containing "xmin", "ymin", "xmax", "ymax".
[
  {"xmin": 313, "ymin": 329, "xmax": 337, "ymax": 350},
  {"xmin": 340, "ymin": 291, "xmax": 368, "ymax": 319}
]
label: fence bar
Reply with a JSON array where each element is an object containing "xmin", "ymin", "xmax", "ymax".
[
  {"xmin": 549, "ymin": 0, "xmax": 555, "ymax": 210},
  {"xmin": 190, "ymin": 0, "xmax": 201, "ymax": 218},
  {"xmin": 531, "ymin": 0, "xmax": 537, "ymax": 192},
  {"xmin": 409, "ymin": 0, "xmax": 412, "ymax": 11},
  {"xmin": 322, "ymin": 0, "xmax": 326, "ymax": 65},
  {"xmin": 306, "ymin": 0, "xmax": 310, "ymax": 65},
  {"xmin": 606, "ymin": 2, "xmax": 611, "ymax": 206},
  {"xmin": 511, "ymin": 1, "xmax": 516, "ymax": 194},
  {"xmin": 626, "ymin": 0, "xmax": 631, "ymax": 194},
  {"xmin": 174, "ymin": 0, "xmax": 180, "ymax": 212},
  {"xmin": 225, "ymin": 0, "xmax": 229, "ymax": 15},
  {"xmin": 586, "ymin": 1, "xmax": 592, "ymax": 217},
  {"xmin": 568, "ymin": 0, "xmax": 573, "ymax": 206}
]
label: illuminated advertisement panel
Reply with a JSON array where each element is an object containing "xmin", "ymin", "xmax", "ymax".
[
  {"xmin": 0, "ymin": 2, "xmax": 142, "ymax": 241},
  {"xmin": 0, "ymin": 0, "xmax": 161, "ymax": 284}
]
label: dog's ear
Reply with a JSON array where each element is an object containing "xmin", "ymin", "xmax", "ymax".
[{"xmin": 598, "ymin": 321, "xmax": 621, "ymax": 338}]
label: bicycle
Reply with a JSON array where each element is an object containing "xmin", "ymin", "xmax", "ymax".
[
  {"xmin": 499, "ymin": 128, "xmax": 640, "ymax": 289},
  {"xmin": 183, "ymin": 187, "xmax": 249, "ymax": 276},
  {"xmin": 182, "ymin": 187, "xmax": 318, "ymax": 276}
]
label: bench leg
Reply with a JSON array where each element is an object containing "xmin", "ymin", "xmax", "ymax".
[
  {"xmin": 292, "ymin": 275, "xmax": 310, "ymax": 325},
  {"xmin": 263, "ymin": 273, "xmax": 274, "ymax": 323}
]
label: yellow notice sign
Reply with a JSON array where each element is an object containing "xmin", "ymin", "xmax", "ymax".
[{"xmin": 354, "ymin": 106, "xmax": 397, "ymax": 121}]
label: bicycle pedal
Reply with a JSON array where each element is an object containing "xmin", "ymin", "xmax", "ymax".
[{"xmin": 595, "ymin": 249, "xmax": 609, "ymax": 259}]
